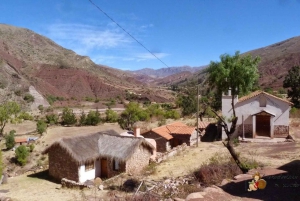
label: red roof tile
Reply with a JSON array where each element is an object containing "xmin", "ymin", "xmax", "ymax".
[
  {"xmin": 150, "ymin": 122, "xmax": 195, "ymax": 140},
  {"xmin": 14, "ymin": 137, "xmax": 27, "ymax": 143}
]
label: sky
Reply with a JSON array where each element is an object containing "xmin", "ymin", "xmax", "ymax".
[{"xmin": 1, "ymin": 0, "xmax": 300, "ymax": 71}]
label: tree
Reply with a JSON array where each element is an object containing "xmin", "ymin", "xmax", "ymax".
[
  {"xmin": 79, "ymin": 111, "xmax": 87, "ymax": 126},
  {"xmin": 0, "ymin": 150, "xmax": 3, "ymax": 178},
  {"xmin": 118, "ymin": 102, "xmax": 149, "ymax": 130},
  {"xmin": 283, "ymin": 66, "xmax": 300, "ymax": 108},
  {"xmin": 61, "ymin": 107, "xmax": 77, "ymax": 126},
  {"xmin": 15, "ymin": 145, "xmax": 29, "ymax": 166},
  {"xmin": 85, "ymin": 110, "xmax": 101, "ymax": 126},
  {"xmin": 45, "ymin": 113, "xmax": 59, "ymax": 125},
  {"xmin": 207, "ymin": 51, "xmax": 260, "ymax": 173},
  {"xmin": 37, "ymin": 120, "xmax": 47, "ymax": 134},
  {"xmin": 105, "ymin": 109, "xmax": 118, "ymax": 123},
  {"xmin": 5, "ymin": 130, "xmax": 16, "ymax": 150},
  {"xmin": 0, "ymin": 102, "xmax": 21, "ymax": 137}
]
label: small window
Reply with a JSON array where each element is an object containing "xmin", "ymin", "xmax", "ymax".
[
  {"xmin": 260, "ymin": 96, "xmax": 266, "ymax": 107},
  {"xmin": 85, "ymin": 161, "xmax": 94, "ymax": 171},
  {"xmin": 113, "ymin": 159, "xmax": 119, "ymax": 171}
]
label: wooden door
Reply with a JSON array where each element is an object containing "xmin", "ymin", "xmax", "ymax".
[
  {"xmin": 100, "ymin": 159, "xmax": 108, "ymax": 178},
  {"xmin": 256, "ymin": 115, "xmax": 270, "ymax": 137}
]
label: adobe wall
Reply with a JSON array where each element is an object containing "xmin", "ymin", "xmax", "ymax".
[
  {"xmin": 142, "ymin": 131, "xmax": 168, "ymax": 152},
  {"xmin": 106, "ymin": 159, "xmax": 126, "ymax": 178},
  {"xmin": 48, "ymin": 145, "xmax": 79, "ymax": 182},
  {"xmin": 171, "ymin": 134, "xmax": 190, "ymax": 146},
  {"xmin": 126, "ymin": 145, "xmax": 151, "ymax": 175}
]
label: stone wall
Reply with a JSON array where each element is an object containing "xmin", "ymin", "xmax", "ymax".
[
  {"xmin": 237, "ymin": 124, "xmax": 253, "ymax": 138},
  {"xmin": 274, "ymin": 125, "xmax": 289, "ymax": 137},
  {"xmin": 170, "ymin": 134, "xmax": 191, "ymax": 147},
  {"xmin": 106, "ymin": 159, "xmax": 126, "ymax": 178},
  {"xmin": 126, "ymin": 145, "xmax": 152, "ymax": 175},
  {"xmin": 142, "ymin": 131, "xmax": 168, "ymax": 152},
  {"xmin": 48, "ymin": 145, "xmax": 79, "ymax": 182},
  {"xmin": 156, "ymin": 143, "xmax": 187, "ymax": 163}
]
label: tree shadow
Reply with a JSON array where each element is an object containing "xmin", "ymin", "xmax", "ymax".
[
  {"xmin": 221, "ymin": 160, "xmax": 300, "ymax": 201},
  {"xmin": 27, "ymin": 170, "xmax": 60, "ymax": 184}
]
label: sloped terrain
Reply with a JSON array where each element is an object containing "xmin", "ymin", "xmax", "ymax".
[{"xmin": 0, "ymin": 24, "xmax": 173, "ymax": 103}]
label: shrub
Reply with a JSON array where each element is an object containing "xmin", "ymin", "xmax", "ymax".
[
  {"xmin": 15, "ymin": 145, "xmax": 29, "ymax": 166},
  {"xmin": 61, "ymin": 107, "xmax": 77, "ymax": 125},
  {"xmin": 37, "ymin": 120, "xmax": 47, "ymax": 134},
  {"xmin": 194, "ymin": 154, "xmax": 242, "ymax": 186},
  {"xmin": 38, "ymin": 105, "xmax": 44, "ymax": 113},
  {"xmin": 18, "ymin": 111, "xmax": 34, "ymax": 121},
  {"xmin": 122, "ymin": 178, "xmax": 140, "ymax": 192},
  {"xmin": 23, "ymin": 94, "xmax": 34, "ymax": 103},
  {"xmin": 45, "ymin": 113, "xmax": 58, "ymax": 125},
  {"xmin": 5, "ymin": 130, "xmax": 16, "ymax": 150},
  {"xmin": 79, "ymin": 111, "xmax": 86, "ymax": 126},
  {"xmin": 105, "ymin": 109, "xmax": 118, "ymax": 123},
  {"xmin": 29, "ymin": 144, "xmax": 35, "ymax": 152},
  {"xmin": 85, "ymin": 110, "xmax": 101, "ymax": 126}
]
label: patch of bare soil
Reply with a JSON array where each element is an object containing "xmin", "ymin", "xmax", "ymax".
[{"xmin": 3, "ymin": 120, "xmax": 36, "ymax": 135}]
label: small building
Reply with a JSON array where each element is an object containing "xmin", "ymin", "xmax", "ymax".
[
  {"xmin": 42, "ymin": 130, "xmax": 154, "ymax": 183},
  {"xmin": 14, "ymin": 137, "xmax": 28, "ymax": 145},
  {"xmin": 141, "ymin": 122, "xmax": 197, "ymax": 152},
  {"xmin": 222, "ymin": 90, "xmax": 293, "ymax": 139}
]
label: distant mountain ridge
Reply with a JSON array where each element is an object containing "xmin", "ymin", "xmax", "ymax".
[{"xmin": 130, "ymin": 65, "xmax": 206, "ymax": 78}]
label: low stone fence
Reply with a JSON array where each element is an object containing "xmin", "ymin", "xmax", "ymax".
[
  {"xmin": 156, "ymin": 143, "xmax": 188, "ymax": 163},
  {"xmin": 61, "ymin": 178, "xmax": 93, "ymax": 189}
]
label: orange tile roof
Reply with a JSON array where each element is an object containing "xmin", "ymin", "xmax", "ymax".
[
  {"xmin": 150, "ymin": 122, "xmax": 196, "ymax": 140},
  {"xmin": 198, "ymin": 121, "xmax": 210, "ymax": 129},
  {"xmin": 238, "ymin": 90, "xmax": 293, "ymax": 105},
  {"xmin": 14, "ymin": 137, "xmax": 27, "ymax": 143}
]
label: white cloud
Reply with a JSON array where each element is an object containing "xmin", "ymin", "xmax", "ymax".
[
  {"xmin": 135, "ymin": 52, "xmax": 169, "ymax": 62},
  {"xmin": 46, "ymin": 23, "xmax": 131, "ymax": 55}
]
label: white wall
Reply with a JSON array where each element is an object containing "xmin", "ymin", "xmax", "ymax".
[
  {"xmin": 222, "ymin": 92, "xmax": 290, "ymax": 138},
  {"xmin": 78, "ymin": 163, "xmax": 96, "ymax": 183}
]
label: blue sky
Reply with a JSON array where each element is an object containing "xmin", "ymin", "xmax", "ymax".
[{"xmin": 1, "ymin": 0, "xmax": 300, "ymax": 71}]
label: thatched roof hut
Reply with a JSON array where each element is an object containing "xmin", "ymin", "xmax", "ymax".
[
  {"xmin": 97, "ymin": 134, "xmax": 153, "ymax": 162},
  {"xmin": 43, "ymin": 129, "xmax": 154, "ymax": 165}
]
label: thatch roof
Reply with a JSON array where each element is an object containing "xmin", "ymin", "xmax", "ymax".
[
  {"xmin": 98, "ymin": 134, "xmax": 153, "ymax": 162},
  {"xmin": 43, "ymin": 129, "xmax": 153, "ymax": 165}
]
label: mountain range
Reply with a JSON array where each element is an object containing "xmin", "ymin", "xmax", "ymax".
[{"xmin": 0, "ymin": 23, "xmax": 299, "ymax": 107}]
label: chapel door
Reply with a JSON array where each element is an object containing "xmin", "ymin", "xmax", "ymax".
[{"xmin": 256, "ymin": 115, "xmax": 270, "ymax": 137}]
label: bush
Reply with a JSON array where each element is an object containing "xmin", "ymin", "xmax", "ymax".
[
  {"xmin": 23, "ymin": 94, "xmax": 34, "ymax": 103},
  {"xmin": 5, "ymin": 130, "xmax": 16, "ymax": 150},
  {"xmin": 85, "ymin": 110, "xmax": 101, "ymax": 126},
  {"xmin": 194, "ymin": 154, "xmax": 242, "ymax": 186},
  {"xmin": 79, "ymin": 111, "xmax": 86, "ymax": 126},
  {"xmin": 61, "ymin": 107, "xmax": 77, "ymax": 125},
  {"xmin": 18, "ymin": 111, "xmax": 34, "ymax": 121},
  {"xmin": 37, "ymin": 120, "xmax": 47, "ymax": 134},
  {"xmin": 105, "ymin": 109, "xmax": 118, "ymax": 123},
  {"xmin": 45, "ymin": 113, "xmax": 59, "ymax": 125},
  {"xmin": 15, "ymin": 145, "xmax": 29, "ymax": 166},
  {"xmin": 29, "ymin": 144, "xmax": 35, "ymax": 152}
]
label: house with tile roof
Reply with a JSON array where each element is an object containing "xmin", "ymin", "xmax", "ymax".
[
  {"xmin": 141, "ymin": 122, "xmax": 197, "ymax": 152},
  {"xmin": 222, "ymin": 90, "xmax": 293, "ymax": 139}
]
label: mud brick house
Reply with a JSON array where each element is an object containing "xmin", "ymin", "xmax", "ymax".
[
  {"xmin": 141, "ymin": 122, "xmax": 197, "ymax": 152},
  {"xmin": 42, "ymin": 130, "xmax": 154, "ymax": 183},
  {"xmin": 222, "ymin": 90, "xmax": 293, "ymax": 139}
]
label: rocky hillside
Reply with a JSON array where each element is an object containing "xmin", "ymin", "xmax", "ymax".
[
  {"xmin": 245, "ymin": 36, "xmax": 300, "ymax": 89},
  {"xmin": 171, "ymin": 36, "xmax": 300, "ymax": 90},
  {"xmin": 0, "ymin": 24, "xmax": 172, "ymax": 105}
]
